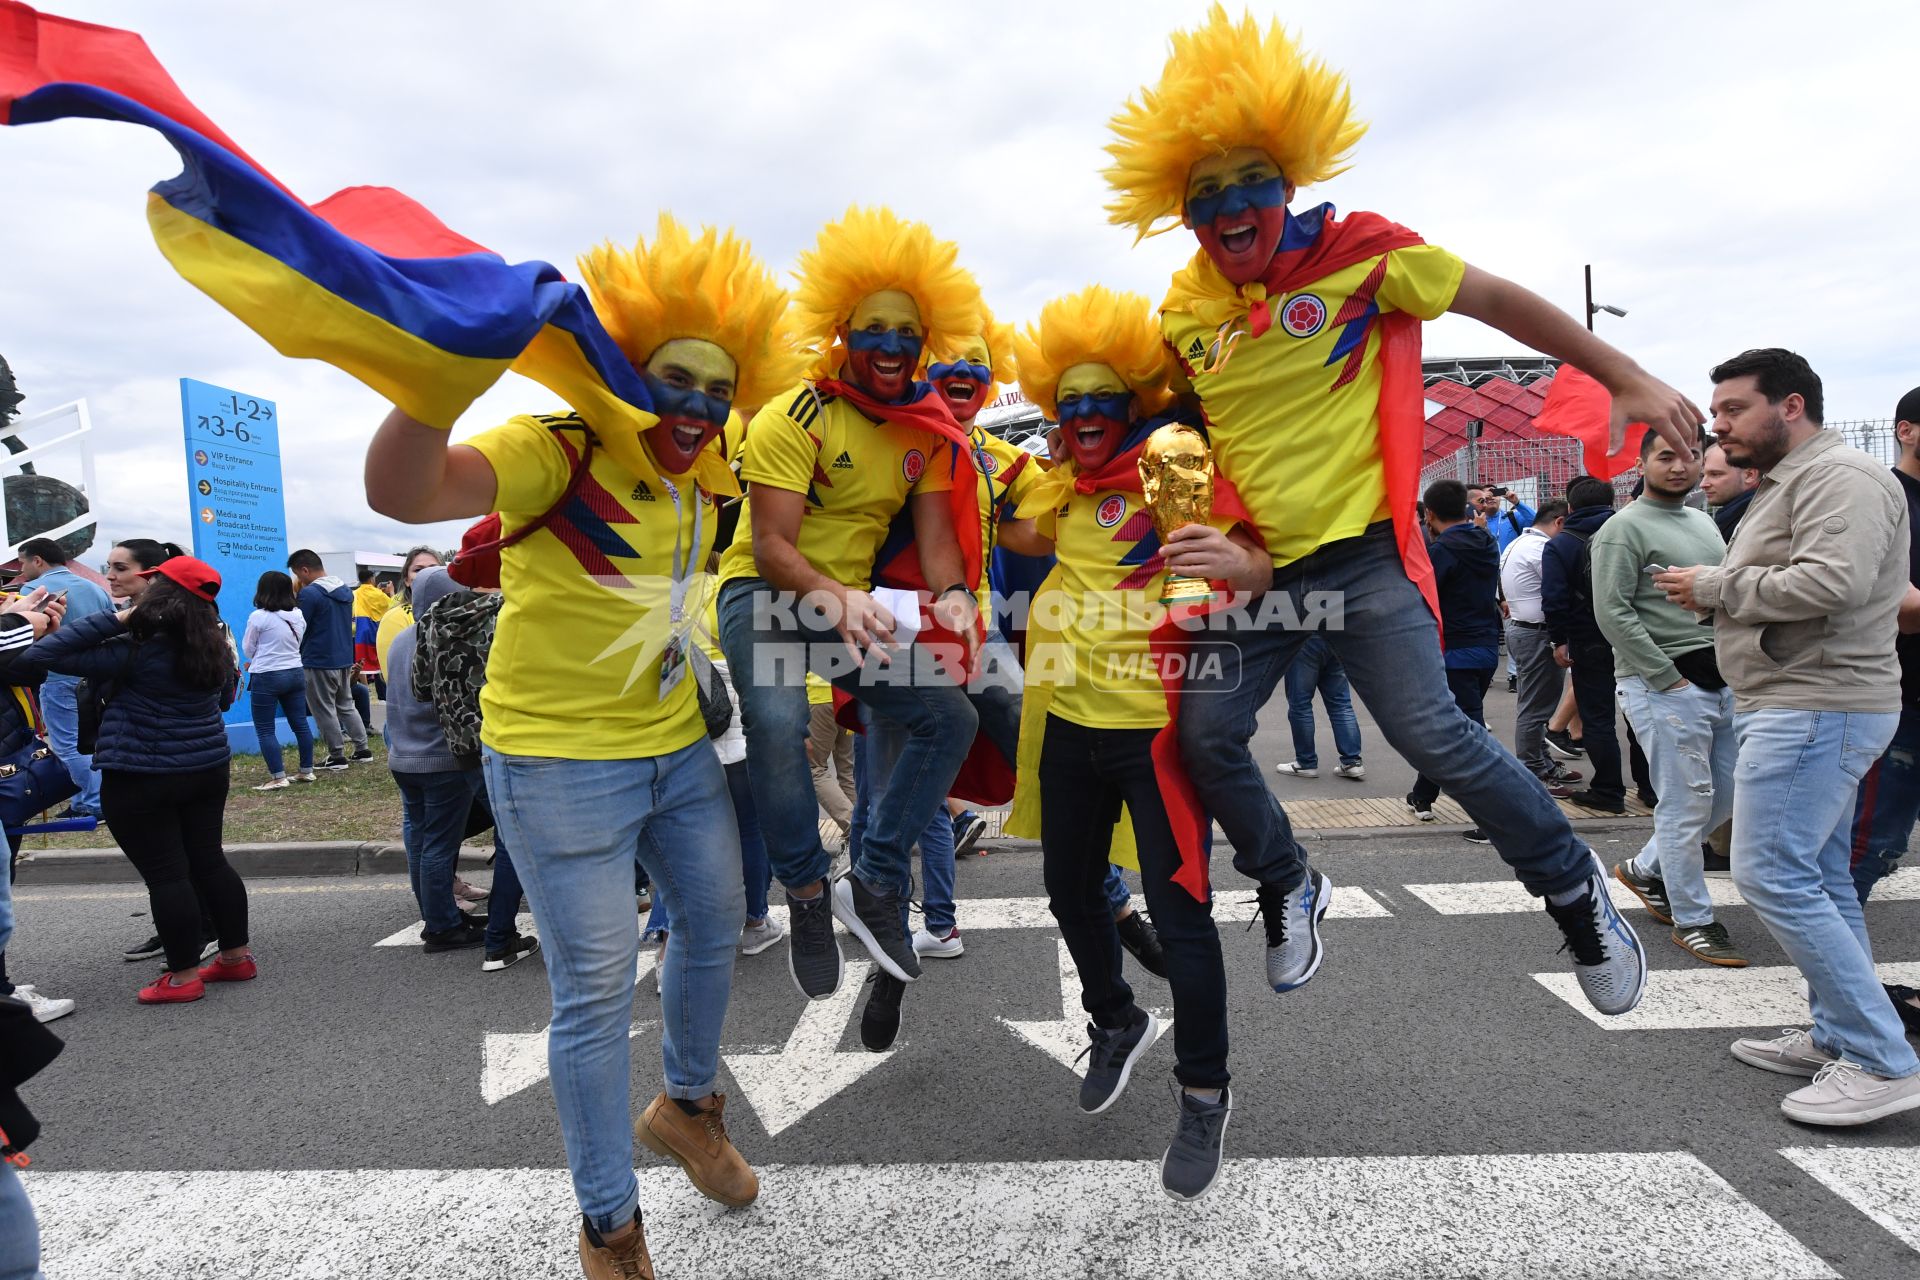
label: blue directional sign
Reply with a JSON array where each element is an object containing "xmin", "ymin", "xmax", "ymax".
[{"xmin": 181, "ymin": 377, "xmax": 289, "ymax": 750}]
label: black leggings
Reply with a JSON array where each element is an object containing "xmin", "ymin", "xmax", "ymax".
[
  {"xmin": 102, "ymin": 766, "xmax": 249, "ymax": 973},
  {"xmin": 1039, "ymin": 713, "xmax": 1230, "ymax": 1089}
]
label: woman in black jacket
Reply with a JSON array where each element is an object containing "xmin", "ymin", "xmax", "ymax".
[{"xmin": 18, "ymin": 557, "xmax": 253, "ymax": 1005}]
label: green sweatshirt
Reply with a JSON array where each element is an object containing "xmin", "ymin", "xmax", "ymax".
[{"xmin": 1589, "ymin": 495, "xmax": 1725, "ymax": 689}]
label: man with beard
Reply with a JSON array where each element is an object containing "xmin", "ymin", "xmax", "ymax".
[
  {"xmin": 1101, "ymin": 7, "xmax": 1698, "ymax": 1016},
  {"xmin": 1656, "ymin": 350, "xmax": 1919, "ymax": 1125},
  {"xmin": 1594, "ymin": 431, "xmax": 1747, "ymax": 967},
  {"xmin": 1700, "ymin": 442, "xmax": 1759, "ymax": 543}
]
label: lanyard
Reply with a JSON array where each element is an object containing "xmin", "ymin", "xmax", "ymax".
[
  {"xmin": 660, "ymin": 475, "xmax": 703, "ymax": 623},
  {"xmin": 971, "ymin": 425, "xmax": 1004, "ymax": 557}
]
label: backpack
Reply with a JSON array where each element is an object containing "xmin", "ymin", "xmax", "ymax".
[{"xmin": 411, "ymin": 588, "xmax": 502, "ymax": 766}]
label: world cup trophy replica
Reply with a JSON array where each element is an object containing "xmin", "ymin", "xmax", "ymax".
[{"xmin": 1138, "ymin": 422, "xmax": 1217, "ymax": 606}]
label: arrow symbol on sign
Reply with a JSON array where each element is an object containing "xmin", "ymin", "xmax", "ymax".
[
  {"xmin": 724, "ymin": 960, "xmax": 896, "ymax": 1137},
  {"xmin": 482, "ymin": 948, "xmax": 657, "ymax": 1106},
  {"xmin": 999, "ymin": 938, "xmax": 1171, "ymax": 1077}
]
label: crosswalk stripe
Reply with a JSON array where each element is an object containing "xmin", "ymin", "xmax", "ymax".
[
  {"xmin": 1408, "ymin": 867, "xmax": 1920, "ymax": 916},
  {"xmin": 373, "ymin": 888, "xmax": 1392, "ymax": 947},
  {"xmin": 1779, "ymin": 1145, "xmax": 1920, "ymax": 1255},
  {"xmin": 1534, "ymin": 962, "xmax": 1920, "ymax": 1030},
  {"xmin": 26, "ymin": 1151, "xmax": 1837, "ymax": 1279}
]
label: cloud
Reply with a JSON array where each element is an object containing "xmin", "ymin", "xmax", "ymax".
[{"xmin": 3, "ymin": 0, "xmax": 1917, "ymax": 563}]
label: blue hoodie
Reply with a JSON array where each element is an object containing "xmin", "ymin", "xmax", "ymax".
[
  {"xmin": 1542, "ymin": 505, "xmax": 1615, "ymax": 647},
  {"xmin": 296, "ymin": 574, "xmax": 356, "ymax": 669},
  {"xmin": 1426, "ymin": 521, "xmax": 1503, "ymax": 661}
]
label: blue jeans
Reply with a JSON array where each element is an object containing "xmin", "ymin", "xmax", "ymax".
[
  {"xmin": 478, "ymin": 773, "xmax": 527, "ymax": 953},
  {"xmin": 1849, "ymin": 704, "xmax": 1920, "ymax": 902},
  {"xmin": 483, "ymin": 741, "xmax": 743, "ymax": 1234},
  {"xmin": 719, "ymin": 577, "xmax": 976, "ymax": 896},
  {"xmin": 394, "ymin": 769, "xmax": 473, "ymax": 934},
  {"xmin": 0, "ymin": 1160, "xmax": 43, "ymax": 1280},
  {"xmin": 1730, "ymin": 708, "xmax": 1917, "ymax": 1079},
  {"xmin": 642, "ymin": 756, "xmax": 771, "ymax": 938},
  {"xmin": 858, "ymin": 709, "xmax": 959, "ymax": 934},
  {"xmin": 40, "ymin": 674, "xmax": 97, "ymax": 814},
  {"xmin": 1283, "ymin": 634, "xmax": 1362, "ymax": 769},
  {"xmin": 1178, "ymin": 521, "xmax": 1591, "ymax": 898},
  {"xmin": 248, "ymin": 667, "xmax": 315, "ymax": 778},
  {"xmin": 1620, "ymin": 678, "xmax": 1736, "ymax": 928}
]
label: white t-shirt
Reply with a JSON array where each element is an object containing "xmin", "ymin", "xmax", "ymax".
[
  {"xmin": 1499, "ymin": 528, "xmax": 1553, "ymax": 624},
  {"xmin": 243, "ymin": 608, "xmax": 307, "ymax": 673}
]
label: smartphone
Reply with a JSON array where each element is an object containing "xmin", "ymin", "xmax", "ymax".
[{"xmin": 1644, "ymin": 564, "xmax": 1668, "ymax": 576}]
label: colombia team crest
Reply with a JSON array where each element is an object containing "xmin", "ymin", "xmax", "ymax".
[
  {"xmin": 902, "ymin": 449, "xmax": 926, "ymax": 482},
  {"xmin": 1096, "ymin": 494, "xmax": 1128, "ymax": 528},
  {"xmin": 1280, "ymin": 293, "xmax": 1327, "ymax": 338}
]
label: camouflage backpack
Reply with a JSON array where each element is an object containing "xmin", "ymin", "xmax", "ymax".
[{"xmin": 411, "ymin": 588, "xmax": 502, "ymax": 766}]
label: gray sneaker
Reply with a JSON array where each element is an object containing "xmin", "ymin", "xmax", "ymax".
[
  {"xmin": 738, "ymin": 917, "xmax": 786, "ymax": 956},
  {"xmin": 1254, "ymin": 868, "xmax": 1332, "ymax": 993},
  {"xmin": 1077, "ymin": 1010, "xmax": 1161, "ymax": 1114},
  {"xmin": 1731, "ymin": 1027, "xmax": 1837, "ymax": 1077},
  {"xmin": 1781, "ymin": 1060, "xmax": 1920, "ymax": 1126},
  {"xmin": 784, "ymin": 890, "xmax": 843, "ymax": 1000},
  {"xmin": 1161, "ymin": 1083, "xmax": 1232, "ymax": 1201},
  {"xmin": 831, "ymin": 874, "xmax": 920, "ymax": 983},
  {"xmin": 1543, "ymin": 852, "xmax": 1647, "ymax": 1016}
]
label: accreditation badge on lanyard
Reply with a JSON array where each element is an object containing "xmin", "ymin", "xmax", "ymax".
[{"xmin": 656, "ymin": 476, "xmax": 703, "ymax": 702}]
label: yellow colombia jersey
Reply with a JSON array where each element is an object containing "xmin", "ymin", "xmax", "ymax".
[
  {"xmin": 1029, "ymin": 482, "xmax": 1234, "ymax": 731},
  {"xmin": 352, "ymin": 581, "xmax": 392, "ymax": 624},
  {"xmin": 1163, "ymin": 244, "xmax": 1464, "ymax": 567},
  {"xmin": 467, "ymin": 412, "xmax": 719, "ymax": 760},
  {"xmin": 717, "ymin": 382, "xmax": 955, "ymax": 591},
  {"xmin": 968, "ymin": 425, "xmax": 1043, "ymax": 607}
]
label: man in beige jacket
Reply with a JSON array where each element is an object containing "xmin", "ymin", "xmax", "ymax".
[{"xmin": 1655, "ymin": 348, "xmax": 1919, "ymax": 1126}]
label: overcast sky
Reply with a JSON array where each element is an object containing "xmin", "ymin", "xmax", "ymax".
[{"xmin": 3, "ymin": 0, "xmax": 1916, "ymax": 560}]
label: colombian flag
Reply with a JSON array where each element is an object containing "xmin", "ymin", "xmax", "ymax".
[{"xmin": 0, "ymin": 1, "xmax": 660, "ymax": 454}]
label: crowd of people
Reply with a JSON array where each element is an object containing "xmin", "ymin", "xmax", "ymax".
[{"xmin": 3, "ymin": 7, "xmax": 1917, "ymax": 1279}]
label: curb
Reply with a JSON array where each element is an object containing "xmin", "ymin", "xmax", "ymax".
[{"xmin": 13, "ymin": 841, "xmax": 495, "ymax": 886}]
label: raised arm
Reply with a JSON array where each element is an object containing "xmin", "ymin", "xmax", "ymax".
[{"xmin": 364, "ymin": 407, "xmax": 500, "ymax": 523}]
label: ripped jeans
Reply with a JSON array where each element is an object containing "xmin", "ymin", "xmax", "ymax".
[
  {"xmin": 1849, "ymin": 704, "xmax": 1920, "ymax": 903},
  {"xmin": 1618, "ymin": 675, "xmax": 1736, "ymax": 928}
]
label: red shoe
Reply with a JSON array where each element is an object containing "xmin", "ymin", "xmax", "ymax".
[
  {"xmin": 137, "ymin": 972, "xmax": 205, "ymax": 1004},
  {"xmin": 198, "ymin": 953, "xmax": 257, "ymax": 983}
]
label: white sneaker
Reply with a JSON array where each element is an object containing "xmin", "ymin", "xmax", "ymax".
[
  {"xmin": 253, "ymin": 777, "xmax": 291, "ymax": 791},
  {"xmin": 1333, "ymin": 763, "xmax": 1366, "ymax": 781},
  {"xmin": 1731, "ymin": 1028, "xmax": 1837, "ymax": 1078},
  {"xmin": 292, "ymin": 771, "xmax": 318, "ymax": 783},
  {"xmin": 13, "ymin": 984, "xmax": 76, "ymax": 1024},
  {"xmin": 1781, "ymin": 1060, "xmax": 1920, "ymax": 1126},
  {"xmin": 738, "ymin": 917, "xmax": 786, "ymax": 956},
  {"xmin": 1274, "ymin": 762, "xmax": 1318, "ymax": 779},
  {"xmin": 912, "ymin": 926, "xmax": 965, "ymax": 959}
]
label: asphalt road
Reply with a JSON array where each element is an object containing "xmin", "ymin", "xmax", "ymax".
[{"xmin": 12, "ymin": 826, "xmax": 1920, "ymax": 1278}]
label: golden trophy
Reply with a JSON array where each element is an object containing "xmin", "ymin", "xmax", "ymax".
[{"xmin": 1138, "ymin": 422, "xmax": 1217, "ymax": 606}]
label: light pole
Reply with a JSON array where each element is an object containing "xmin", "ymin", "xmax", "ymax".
[{"xmin": 1583, "ymin": 263, "xmax": 1627, "ymax": 331}]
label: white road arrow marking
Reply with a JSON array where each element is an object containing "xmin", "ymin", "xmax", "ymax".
[
  {"xmin": 1409, "ymin": 866, "xmax": 1920, "ymax": 916},
  {"xmin": 999, "ymin": 938, "xmax": 1171, "ymax": 1077},
  {"xmin": 482, "ymin": 949, "xmax": 656, "ymax": 1106},
  {"xmin": 724, "ymin": 960, "xmax": 895, "ymax": 1137},
  {"xmin": 1534, "ymin": 961, "xmax": 1920, "ymax": 1031}
]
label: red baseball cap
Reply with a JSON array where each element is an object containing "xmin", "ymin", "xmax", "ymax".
[{"xmin": 139, "ymin": 555, "xmax": 221, "ymax": 602}]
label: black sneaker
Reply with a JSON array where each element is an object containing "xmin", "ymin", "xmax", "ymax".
[
  {"xmin": 1115, "ymin": 910, "xmax": 1168, "ymax": 979},
  {"xmin": 1462, "ymin": 828, "xmax": 1492, "ymax": 844},
  {"xmin": 482, "ymin": 934, "xmax": 540, "ymax": 972},
  {"xmin": 422, "ymin": 922, "xmax": 487, "ymax": 952},
  {"xmin": 1077, "ymin": 1009, "xmax": 1160, "ymax": 1114},
  {"xmin": 319, "ymin": 756, "xmax": 351, "ymax": 772},
  {"xmin": 1507, "ymin": 673, "xmax": 1517, "ymax": 693},
  {"xmin": 831, "ymin": 874, "xmax": 920, "ymax": 983},
  {"xmin": 859, "ymin": 970, "xmax": 905, "ymax": 1052},
  {"xmin": 952, "ymin": 812, "xmax": 989, "ymax": 857},
  {"xmin": 1611, "ymin": 858, "xmax": 1673, "ymax": 924},
  {"xmin": 1161, "ymin": 1083, "xmax": 1232, "ymax": 1201},
  {"xmin": 1886, "ymin": 983, "xmax": 1920, "ymax": 1038},
  {"xmin": 1404, "ymin": 793, "xmax": 1436, "ymax": 822},
  {"xmin": 1567, "ymin": 789, "xmax": 1627, "ymax": 814},
  {"xmin": 1545, "ymin": 729, "xmax": 1582, "ymax": 760},
  {"xmin": 785, "ymin": 889, "xmax": 844, "ymax": 1000},
  {"xmin": 122, "ymin": 933, "xmax": 164, "ymax": 963},
  {"xmin": 1702, "ymin": 842, "xmax": 1731, "ymax": 876},
  {"xmin": 348, "ymin": 748, "xmax": 376, "ymax": 763}
]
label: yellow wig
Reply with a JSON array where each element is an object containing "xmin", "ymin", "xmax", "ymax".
[
  {"xmin": 577, "ymin": 213, "xmax": 804, "ymax": 413},
  {"xmin": 790, "ymin": 206, "xmax": 982, "ymax": 378},
  {"xmin": 1013, "ymin": 286, "xmax": 1171, "ymax": 421},
  {"xmin": 1103, "ymin": 5, "xmax": 1366, "ymax": 240},
  {"xmin": 932, "ymin": 302, "xmax": 1018, "ymax": 397}
]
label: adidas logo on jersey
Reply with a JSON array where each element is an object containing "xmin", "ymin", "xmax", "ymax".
[
  {"xmin": 629, "ymin": 480, "xmax": 655, "ymax": 502},
  {"xmin": 831, "ymin": 450, "xmax": 854, "ymax": 469},
  {"xmin": 1186, "ymin": 337, "xmax": 1205, "ymax": 362}
]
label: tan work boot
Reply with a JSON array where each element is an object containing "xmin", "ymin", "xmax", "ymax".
[
  {"xmin": 579, "ymin": 1215, "xmax": 653, "ymax": 1280},
  {"xmin": 636, "ymin": 1091, "xmax": 760, "ymax": 1207}
]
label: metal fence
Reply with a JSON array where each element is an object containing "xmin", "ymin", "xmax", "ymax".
[
  {"xmin": 1418, "ymin": 437, "xmax": 1647, "ymax": 507},
  {"xmin": 1835, "ymin": 419, "xmax": 1896, "ymax": 465}
]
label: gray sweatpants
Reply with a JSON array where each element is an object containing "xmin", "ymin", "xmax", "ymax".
[
  {"xmin": 1508, "ymin": 620, "xmax": 1562, "ymax": 776},
  {"xmin": 305, "ymin": 666, "xmax": 368, "ymax": 756}
]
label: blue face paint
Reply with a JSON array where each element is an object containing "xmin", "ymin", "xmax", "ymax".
[
  {"xmin": 1186, "ymin": 175, "xmax": 1287, "ymax": 230},
  {"xmin": 1057, "ymin": 392, "xmax": 1134, "ymax": 423},
  {"xmin": 641, "ymin": 372, "xmax": 730, "ymax": 426},
  {"xmin": 928, "ymin": 360, "xmax": 990, "ymax": 383},
  {"xmin": 846, "ymin": 328, "xmax": 925, "ymax": 362}
]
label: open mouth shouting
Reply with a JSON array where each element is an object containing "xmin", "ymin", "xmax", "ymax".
[
  {"xmin": 930, "ymin": 359, "xmax": 992, "ymax": 420},
  {"xmin": 846, "ymin": 327, "xmax": 925, "ymax": 402},
  {"xmin": 1056, "ymin": 390, "xmax": 1134, "ymax": 472},
  {"xmin": 1187, "ymin": 170, "xmax": 1290, "ymax": 286}
]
